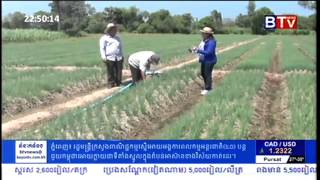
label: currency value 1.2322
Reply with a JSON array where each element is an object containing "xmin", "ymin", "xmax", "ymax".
[{"xmin": 269, "ymin": 147, "xmax": 293, "ymax": 154}]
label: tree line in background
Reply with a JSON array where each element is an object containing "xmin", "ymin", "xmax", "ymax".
[{"xmin": 2, "ymin": 1, "xmax": 316, "ymax": 36}]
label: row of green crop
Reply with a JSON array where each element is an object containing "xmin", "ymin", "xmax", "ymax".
[
  {"xmin": 235, "ymin": 37, "xmax": 277, "ymax": 70},
  {"xmin": 286, "ymin": 74, "xmax": 316, "ymax": 139},
  {"xmin": 156, "ymin": 71, "xmax": 265, "ymax": 139},
  {"xmin": 224, "ymin": 35, "xmax": 316, "ymax": 71},
  {"xmin": 12, "ymin": 63, "xmax": 200, "ymax": 139},
  {"xmin": 299, "ymin": 45, "xmax": 316, "ymax": 61},
  {"xmin": 295, "ymin": 35, "xmax": 316, "ymax": 57},
  {"xmin": 215, "ymin": 38, "xmax": 263, "ymax": 69},
  {"xmin": 3, "ymin": 68, "xmax": 103, "ymax": 103},
  {"xmin": 3, "ymin": 28, "xmax": 68, "ymax": 42},
  {"xmin": 281, "ymin": 36, "xmax": 315, "ymax": 71},
  {"xmin": 3, "ymin": 34, "xmax": 258, "ymax": 67}
]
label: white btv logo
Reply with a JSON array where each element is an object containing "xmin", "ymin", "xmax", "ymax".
[
  {"xmin": 265, "ymin": 15, "xmax": 297, "ymax": 29},
  {"xmin": 265, "ymin": 16, "xmax": 276, "ymax": 29}
]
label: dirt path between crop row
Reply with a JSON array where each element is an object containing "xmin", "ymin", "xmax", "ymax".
[
  {"xmin": 2, "ymin": 37, "xmax": 261, "ymax": 138},
  {"xmin": 248, "ymin": 42, "xmax": 291, "ymax": 139},
  {"xmin": 294, "ymin": 43, "xmax": 316, "ymax": 63}
]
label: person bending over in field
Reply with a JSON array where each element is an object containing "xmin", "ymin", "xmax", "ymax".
[
  {"xmin": 128, "ymin": 51, "xmax": 161, "ymax": 84},
  {"xmin": 191, "ymin": 26, "xmax": 217, "ymax": 95},
  {"xmin": 99, "ymin": 23, "xmax": 124, "ymax": 88}
]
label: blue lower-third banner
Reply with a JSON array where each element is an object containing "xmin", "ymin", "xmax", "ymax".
[{"xmin": 2, "ymin": 140, "xmax": 316, "ymax": 164}]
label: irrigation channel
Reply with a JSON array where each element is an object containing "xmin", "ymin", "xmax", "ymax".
[
  {"xmin": 2, "ymin": 37, "xmax": 261, "ymax": 138},
  {"xmin": 248, "ymin": 42, "xmax": 291, "ymax": 139}
]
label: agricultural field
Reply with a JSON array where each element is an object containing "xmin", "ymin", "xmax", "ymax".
[
  {"xmin": 157, "ymin": 71, "xmax": 265, "ymax": 139},
  {"xmin": 295, "ymin": 35, "xmax": 316, "ymax": 57},
  {"xmin": 13, "ymin": 63, "xmax": 200, "ymax": 139},
  {"xmin": 3, "ymin": 32, "xmax": 256, "ymax": 67},
  {"xmin": 3, "ymin": 68, "xmax": 103, "ymax": 101},
  {"xmin": 2, "ymin": 32, "xmax": 258, "ymax": 116},
  {"xmin": 282, "ymin": 36, "xmax": 315, "ymax": 71},
  {"xmin": 214, "ymin": 39, "xmax": 263, "ymax": 69},
  {"xmin": 236, "ymin": 36, "xmax": 277, "ymax": 71},
  {"xmin": 286, "ymin": 73, "xmax": 316, "ymax": 139},
  {"xmin": 2, "ymin": 32, "xmax": 316, "ymax": 140},
  {"xmin": 3, "ymin": 28, "xmax": 68, "ymax": 42}
]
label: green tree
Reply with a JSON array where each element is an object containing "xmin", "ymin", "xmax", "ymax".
[
  {"xmin": 31, "ymin": 11, "xmax": 57, "ymax": 30},
  {"xmin": 298, "ymin": 1, "xmax": 316, "ymax": 31},
  {"xmin": 85, "ymin": 12, "xmax": 106, "ymax": 33},
  {"xmin": 137, "ymin": 23, "xmax": 155, "ymax": 33},
  {"xmin": 51, "ymin": 1, "xmax": 61, "ymax": 31},
  {"xmin": 198, "ymin": 16, "xmax": 215, "ymax": 30},
  {"xmin": 297, "ymin": 15, "xmax": 312, "ymax": 29},
  {"xmin": 136, "ymin": 11, "xmax": 154, "ymax": 33},
  {"xmin": 223, "ymin": 18, "xmax": 236, "ymax": 27},
  {"xmin": 247, "ymin": 1, "xmax": 256, "ymax": 27},
  {"xmin": 103, "ymin": 7, "xmax": 125, "ymax": 24},
  {"xmin": 140, "ymin": 11, "xmax": 150, "ymax": 23},
  {"xmin": 6, "ymin": 12, "xmax": 30, "ymax": 29},
  {"xmin": 86, "ymin": 4, "xmax": 96, "ymax": 16},
  {"xmin": 49, "ymin": 1, "xmax": 89, "ymax": 36},
  {"xmin": 197, "ymin": 10, "xmax": 223, "ymax": 33},
  {"xmin": 102, "ymin": 6, "xmax": 142, "ymax": 32},
  {"xmin": 308, "ymin": 14, "xmax": 316, "ymax": 30},
  {"xmin": 211, "ymin": 10, "xmax": 223, "ymax": 32},
  {"xmin": 298, "ymin": 1, "xmax": 316, "ymax": 10},
  {"xmin": 149, "ymin": 10, "xmax": 175, "ymax": 33},
  {"xmin": 122, "ymin": 7, "xmax": 143, "ymax": 32},
  {"xmin": 251, "ymin": 7, "xmax": 274, "ymax": 35},
  {"xmin": 2, "ymin": 16, "xmax": 11, "ymax": 28},
  {"xmin": 248, "ymin": 1, "xmax": 256, "ymax": 17},
  {"xmin": 235, "ymin": 13, "xmax": 250, "ymax": 28},
  {"xmin": 172, "ymin": 13, "xmax": 193, "ymax": 33}
]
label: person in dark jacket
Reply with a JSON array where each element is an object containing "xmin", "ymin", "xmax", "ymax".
[{"xmin": 192, "ymin": 26, "xmax": 217, "ymax": 95}]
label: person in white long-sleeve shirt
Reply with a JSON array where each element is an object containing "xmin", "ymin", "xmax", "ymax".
[
  {"xmin": 128, "ymin": 51, "xmax": 160, "ymax": 84},
  {"xmin": 99, "ymin": 23, "xmax": 124, "ymax": 88}
]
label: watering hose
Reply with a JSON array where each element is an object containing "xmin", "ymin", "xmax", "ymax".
[{"xmin": 77, "ymin": 82, "xmax": 134, "ymax": 113}]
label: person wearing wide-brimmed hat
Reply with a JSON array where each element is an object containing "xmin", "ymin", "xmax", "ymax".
[
  {"xmin": 128, "ymin": 51, "xmax": 161, "ymax": 84},
  {"xmin": 99, "ymin": 23, "xmax": 124, "ymax": 88},
  {"xmin": 191, "ymin": 27, "xmax": 217, "ymax": 95}
]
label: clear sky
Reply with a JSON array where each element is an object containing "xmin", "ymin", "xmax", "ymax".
[{"xmin": 2, "ymin": 1, "xmax": 315, "ymax": 20}]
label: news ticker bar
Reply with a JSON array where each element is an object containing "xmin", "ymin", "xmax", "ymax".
[{"xmin": 2, "ymin": 140, "xmax": 316, "ymax": 164}]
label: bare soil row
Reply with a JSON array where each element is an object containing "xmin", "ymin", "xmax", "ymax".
[{"xmin": 248, "ymin": 42, "xmax": 291, "ymax": 139}]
